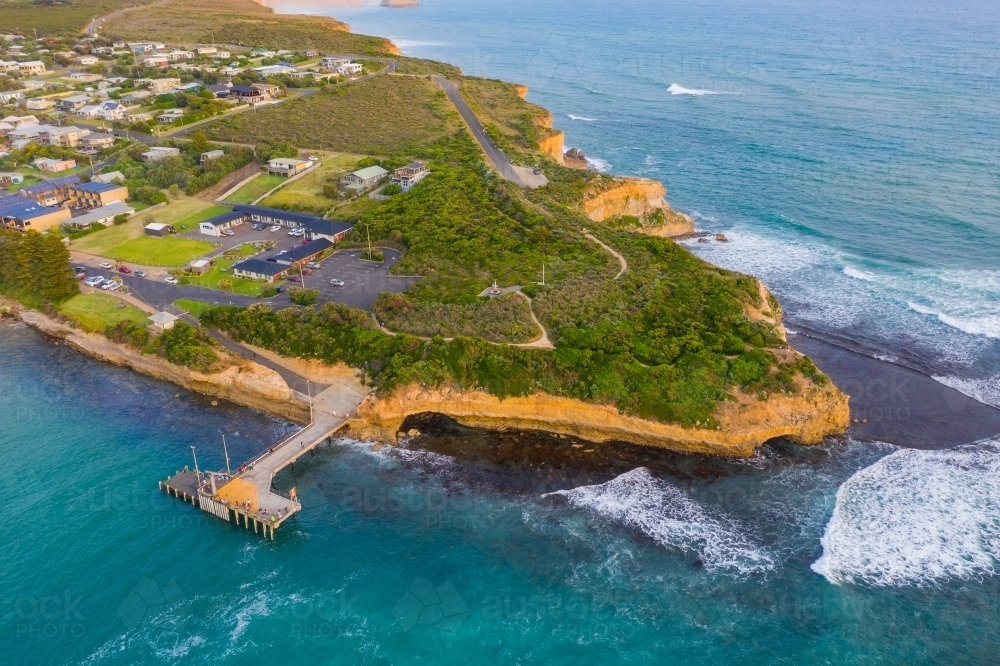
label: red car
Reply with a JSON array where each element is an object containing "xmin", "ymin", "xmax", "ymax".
[
  {"xmin": 301, "ymin": 268, "xmax": 313, "ymax": 276},
  {"xmin": 287, "ymin": 275, "xmax": 301, "ymax": 282},
  {"xmin": 118, "ymin": 266, "xmax": 132, "ymax": 274}
]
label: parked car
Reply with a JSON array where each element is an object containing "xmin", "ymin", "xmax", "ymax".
[
  {"xmin": 301, "ymin": 268, "xmax": 313, "ymax": 276},
  {"xmin": 306, "ymin": 262, "xmax": 321, "ymax": 269},
  {"xmin": 252, "ymin": 224, "xmax": 265, "ymax": 231},
  {"xmin": 275, "ymin": 286, "xmax": 284, "ymax": 293},
  {"xmin": 269, "ymin": 226, "xmax": 281, "ymax": 233},
  {"xmin": 72, "ymin": 265, "xmax": 86, "ymax": 274},
  {"xmin": 287, "ymin": 229, "xmax": 299, "ymax": 236},
  {"xmin": 533, "ymin": 167, "xmax": 542, "ymax": 175},
  {"xmin": 222, "ymin": 229, "xmax": 235, "ymax": 237},
  {"xmin": 105, "ymin": 282, "xmax": 121, "ymax": 292},
  {"xmin": 76, "ymin": 272, "xmax": 87, "ymax": 280},
  {"xmin": 84, "ymin": 276, "xmax": 104, "ymax": 287},
  {"xmin": 133, "ymin": 270, "xmax": 147, "ymax": 278},
  {"xmin": 99, "ymin": 262, "xmax": 113, "ymax": 269},
  {"xmin": 329, "ymin": 278, "xmax": 345, "ymax": 287},
  {"xmin": 118, "ymin": 266, "xmax": 132, "ymax": 274},
  {"xmin": 287, "ymin": 275, "xmax": 301, "ymax": 282},
  {"xmin": 164, "ymin": 276, "xmax": 179, "ymax": 284}
]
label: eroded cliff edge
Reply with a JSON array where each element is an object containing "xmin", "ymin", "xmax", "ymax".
[{"xmin": 584, "ymin": 177, "xmax": 695, "ymax": 236}]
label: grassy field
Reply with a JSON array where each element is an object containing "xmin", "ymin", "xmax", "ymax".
[
  {"xmin": 393, "ymin": 59, "xmax": 463, "ymax": 78},
  {"xmin": 182, "ymin": 257, "xmax": 271, "ymax": 296},
  {"xmin": 102, "ymin": 0, "xmax": 395, "ymax": 54},
  {"xmin": 174, "ymin": 299, "xmax": 217, "ymax": 320},
  {"xmin": 71, "ymin": 197, "xmax": 219, "ymax": 257},
  {"xmin": 260, "ymin": 154, "xmax": 361, "ymax": 213},
  {"xmin": 207, "ymin": 76, "xmax": 461, "ymax": 155},
  {"xmin": 172, "ymin": 205, "xmax": 231, "ymax": 232},
  {"xmin": 0, "ymin": 0, "xmax": 156, "ymax": 35},
  {"xmin": 58, "ymin": 293, "xmax": 148, "ymax": 333},
  {"xmin": 105, "ymin": 235, "xmax": 214, "ymax": 267},
  {"xmin": 224, "ymin": 174, "xmax": 286, "ymax": 205}
]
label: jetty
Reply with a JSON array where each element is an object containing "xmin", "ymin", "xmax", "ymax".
[{"xmin": 160, "ymin": 381, "xmax": 366, "ymax": 539}]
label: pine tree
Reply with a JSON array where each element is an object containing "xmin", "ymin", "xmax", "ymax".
[
  {"xmin": 11, "ymin": 232, "xmax": 39, "ymax": 293},
  {"xmin": 37, "ymin": 234, "xmax": 78, "ymax": 302}
]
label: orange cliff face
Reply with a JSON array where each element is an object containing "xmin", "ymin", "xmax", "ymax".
[
  {"xmin": 584, "ymin": 177, "xmax": 695, "ymax": 236},
  {"xmin": 348, "ymin": 378, "xmax": 850, "ymax": 458}
]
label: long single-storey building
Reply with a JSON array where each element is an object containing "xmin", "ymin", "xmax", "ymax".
[
  {"xmin": 301, "ymin": 218, "xmax": 355, "ymax": 243},
  {"xmin": 63, "ymin": 201, "xmax": 133, "ymax": 229},
  {"xmin": 267, "ymin": 237, "xmax": 334, "ymax": 267},
  {"xmin": 231, "ymin": 257, "xmax": 289, "ymax": 283},
  {"xmin": 198, "ymin": 210, "xmax": 246, "ymax": 236}
]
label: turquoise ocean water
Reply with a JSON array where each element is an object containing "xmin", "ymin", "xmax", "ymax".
[{"xmin": 4, "ymin": 0, "xmax": 1000, "ymax": 662}]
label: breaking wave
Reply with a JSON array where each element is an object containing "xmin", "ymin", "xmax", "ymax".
[
  {"xmin": 545, "ymin": 468, "xmax": 773, "ymax": 574},
  {"xmin": 567, "ymin": 114, "xmax": 596, "ymax": 121},
  {"xmin": 668, "ymin": 83, "xmax": 719, "ymax": 96},
  {"xmin": 586, "ymin": 156, "xmax": 611, "ymax": 172},
  {"xmin": 812, "ymin": 441, "xmax": 1000, "ymax": 587},
  {"xmin": 932, "ymin": 373, "xmax": 1000, "ymax": 409},
  {"xmin": 908, "ymin": 301, "xmax": 1000, "ymax": 339}
]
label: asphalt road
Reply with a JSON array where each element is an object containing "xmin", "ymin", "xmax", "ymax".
[{"xmin": 433, "ymin": 75, "xmax": 528, "ymax": 187}]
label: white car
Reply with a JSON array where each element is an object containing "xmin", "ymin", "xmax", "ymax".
[
  {"xmin": 164, "ymin": 276, "xmax": 179, "ymax": 284},
  {"xmin": 306, "ymin": 261, "xmax": 321, "ymax": 269},
  {"xmin": 329, "ymin": 278, "xmax": 345, "ymax": 287},
  {"xmin": 105, "ymin": 282, "xmax": 121, "ymax": 292},
  {"xmin": 269, "ymin": 225, "xmax": 281, "ymax": 233},
  {"xmin": 99, "ymin": 262, "xmax": 113, "ymax": 270},
  {"xmin": 84, "ymin": 276, "xmax": 105, "ymax": 287}
]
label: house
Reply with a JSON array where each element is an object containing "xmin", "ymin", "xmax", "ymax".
[
  {"xmin": 76, "ymin": 55, "xmax": 99, "ymax": 66},
  {"xmin": 337, "ymin": 62, "xmax": 363, "ymax": 77},
  {"xmin": 0, "ymin": 60, "xmax": 19, "ymax": 74},
  {"xmin": 0, "ymin": 172, "xmax": 24, "ymax": 187},
  {"xmin": 391, "ymin": 161, "xmax": 430, "ymax": 191},
  {"xmin": 141, "ymin": 55, "xmax": 170, "ymax": 68},
  {"xmin": 208, "ymin": 83, "xmax": 232, "ymax": 98},
  {"xmin": 231, "ymin": 257, "xmax": 288, "ymax": 282},
  {"xmin": 38, "ymin": 125, "xmax": 89, "ymax": 148},
  {"xmin": 120, "ymin": 90, "xmax": 152, "ymax": 105},
  {"xmin": 267, "ymin": 157, "xmax": 310, "ymax": 177},
  {"xmin": 231, "ymin": 204, "xmax": 323, "ymax": 229},
  {"xmin": 341, "ymin": 165, "xmax": 388, "ymax": 191},
  {"xmin": 195, "ymin": 46, "xmax": 218, "ymax": 56},
  {"xmin": 198, "ymin": 210, "xmax": 245, "ymax": 236},
  {"xmin": 147, "ymin": 78, "xmax": 181, "ymax": 94},
  {"xmin": 93, "ymin": 171, "xmax": 124, "ymax": 184},
  {"xmin": 148, "ymin": 312, "xmax": 179, "ymax": 331},
  {"xmin": 144, "ymin": 222, "xmax": 172, "ymax": 237},
  {"xmin": 71, "ymin": 181, "xmax": 128, "ymax": 209},
  {"xmin": 167, "ymin": 50, "xmax": 194, "ymax": 62},
  {"xmin": 57, "ymin": 94, "xmax": 92, "ymax": 111},
  {"xmin": 17, "ymin": 61, "xmax": 46, "ymax": 76},
  {"xmin": 254, "ymin": 64, "xmax": 296, "ymax": 78},
  {"xmin": 129, "ymin": 43, "xmax": 158, "ymax": 54},
  {"xmin": 188, "ymin": 258, "xmax": 211, "ymax": 274},
  {"xmin": 33, "ymin": 157, "xmax": 76, "ymax": 172},
  {"xmin": 304, "ymin": 50, "xmax": 319, "ymax": 58},
  {"xmin": 127, "ymin": 112, "xmax": 153, "ymax": 123},
  {"xmin": 229, "ymin": 85, "xmax": 263, "ymax": 103},
  {"xmin": 156, "ymin": 108, "xmax": 185, "ymax": 124},
  {"xmin": 20, "ymin": 176, "xmax": 80, "ymax": 206},
  {"xmin": 67, "ymin": 72, "xmax": 103, "ymax": 83},
  {"xmin": 63, "ymin": 201, "xmax": 133, "ymax": 229},
  {"xmin": 200, "ymin": 149, "xmax": 225, "ymax": 163},
  {"xmin": 213, "ymin": 51, "xmax": 231, "ymax": 60},
  {"xmin": 0, "ymin": 91, "xmax": 25, "ymax": 104},
  {"xmin": 173, "ymin": 82, "xmax": 201, "ymax": 93},
  {"xmin": 79, "ymin": 133, "xmax": 116, "ymax": 151},
  {"xmin": 141, "ymin": 146, "xmax": 181, "ymax": 161},
  {"xmin": 95, "ymin": 100, "xmax": 126, "ymax": 121},
  {"xmin": 0, "ymin": 114, "xmax": 37, "ymax": 133},
  {"xmin": 0, "ymin": 193, "xmax": 71, "ymax": 232},
  {"xmin": 268, "ymin": 237, "xmax": 334, "ymax": 266},
  {"xmin": 24, "ymin": 98, "xmax": 53, "ymax": 110},
  {"xmin": 250, "ymin": 49, "xmax": 275, "ymax": 58},
  {"xmin": 301, "ymin": 218, "xmax": 354, "ymax": 243},
  {"xmin": 321, "ymin": 56, "xmax": 351, "ymax": 70}
]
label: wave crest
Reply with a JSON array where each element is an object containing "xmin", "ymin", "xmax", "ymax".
[
  {"xmin": 668, "ymin": 83, "xmax": 719, "ymax": 96},
  {"xmin": 546, "ymin": 468, "xmax": 773, "ymax": 574},
  {"xmin": 812, "ymin": 441, "xmax": 1000, "ymax": 587},
  {"xmin": 567, "ymin": 114, "xmax": 596, "ymax": 121}
]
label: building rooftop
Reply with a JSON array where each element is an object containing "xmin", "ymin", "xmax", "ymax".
[
  {"xmin": 350, "ymin": 165, "xmax": 389, "ymax": 180},
  {"xmin": 232, "ymin": 257, "xmax": 287, "ymax": 277},
  {"xmin": 232, "ymin": 204, "xmax": 324, "ymax": 226},
  {"xmin": 75, "ymin": 181, "xmax": 124, "ymax": 194},
  {"xmin": 268, "ymin": 237, "xmax": 334, "ymax": 264},
  {"xmin": 0, "ymin": 194, "xmax": 61, "ymax": 221},
  {"xmin": 149, "ymin": 312, "xmax": 179, "ymax": 326},
  {"xmin": 200, "ymin": 210, "xmax": 246, "ymax": 227},
  {"xmin": 21, "ymin": 175, "xmax": 81, "ymax": 194},
  {"xmin": 66, "ymin": 201, "xmax": 133, "ymax": 226},
  {"xmin": 301, "ymin": 218, "xmax": 355, "ymax": 237}
]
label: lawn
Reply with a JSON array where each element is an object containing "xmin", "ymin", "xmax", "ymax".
[
  {"xmin": 206, "ymin": 75, "xmax": 461, "ymax": 155},
  {"xmin": 224, "ymin": 174, "xmax": 286, "ymax": 205},
  {"xmin": 0, "ymin": 0, "xmax": 156, "ymax": 34},
  {"xmin": 172, "ymin": 205, "xmax": 232, "ymax": 232},
  {"xmin": 107, "ymin": 236, "xmax": 214, "ymax": 267},
  {"xmin": 174, "ymin": 299, "xmax": 217, "ymax": 320},
  {"xmin": 182, "ymin": 257, "xmax": 274, "ymax": 296},
  {"xmin": 58, "ymin": 293, "xmax": 148, "ymax": 333},
  {"xmin": 71, "ymin": 196, "xmax": 219, "ymax": 256},
  {"xmin": 260, "ymin": 154, "xmax": 361, "ymax": 214}
]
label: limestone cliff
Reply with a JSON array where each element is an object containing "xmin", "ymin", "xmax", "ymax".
[
  {"xmin": 538, "ymin": 130, "xmax": 565, "ymax": 164},
  {"xmin": 583, "ymin": 177, "xmax": 694, "ymax": 236},
  {"xmin": 16, "ymin": 308, "xmax": 310, "ymax": 424},
  {"xmin": 346, "ymin": 376, "xmax": 849, "ymax": 458}
]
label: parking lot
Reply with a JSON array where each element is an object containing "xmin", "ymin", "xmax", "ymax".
[{"xmin": 299, "ymin": 248, "xmax": 420, "ymax": 310}]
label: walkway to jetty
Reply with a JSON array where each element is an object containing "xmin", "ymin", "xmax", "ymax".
[{"xmin": 161, "ymin": 380, "xmax": 367, "ymax": 539}]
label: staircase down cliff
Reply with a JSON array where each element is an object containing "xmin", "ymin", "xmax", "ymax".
[{"xmin": 584, "ymin": 177, "xmax": 694, "ymax": 236}]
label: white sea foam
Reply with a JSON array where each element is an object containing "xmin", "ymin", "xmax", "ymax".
[
  {"xmin": 932, "ymin": 373, "xmax": 1000, "ymax": 409},
  {"xmin": 668, "ymin": 83, "xmax": 719, "ymax": 96},
  {"xmin": 546, "ymin": 468, "xmax": 773, "ymax": 573},
  {"xmin": 842, "ymin": 265, "xmax": 877, "ymax": 282},
  {"xmin": 812, "ymin": 441, "xmax": 1000, "ymax": 587},
  {"xmin": 907, "ymin": 301, "xmax": 1000, "ymax": 339},
  {"xmin": 567, "ymin": 114, "xmax": 596, "ymax": 121},
  {"xmin": 585, "ymin": 156, "xmax": 611, "ymax": 172}
]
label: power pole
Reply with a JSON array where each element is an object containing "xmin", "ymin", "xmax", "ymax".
[
  {"xmin": 222, "ymin": 434, "xmax": 231, "ymax": 475},
  {"xmin": 364, "ymin": 222, "xmax": 372, "ymax": 259},
  {"xmin": 191, "ymin": 445, "xmax": 199, "ymax": 475}
]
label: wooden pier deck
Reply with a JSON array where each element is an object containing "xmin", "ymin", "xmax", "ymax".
[{"xmin": 159, "ymin": 382, "xmax": 367, "ymax": 539}]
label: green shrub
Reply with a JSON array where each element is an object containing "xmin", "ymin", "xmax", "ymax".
[
  {"xmin": 113, "ymin": 214, "xmax": 130, "ymax": 226},
  {"xmin": 288, "ymin": 287, "xmax": 319, "ymax": 306}
]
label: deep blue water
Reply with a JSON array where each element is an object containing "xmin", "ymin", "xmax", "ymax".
[
  {"xmin": 5, "ymin": 0, "xmax": 1000, "ymax": 662},
  {"xmin": 2, "ymin": 322, "xmax": 999, "ymax": 664},
  {"xmin": 272, "ymin": 0, "xmax": 1000, "ymax": 406}
]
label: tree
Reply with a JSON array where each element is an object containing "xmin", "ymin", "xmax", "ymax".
[
  {"xmin": 190, "ymin": 130, "xmax": 210, "ymax": 154},
  {"xmin": 168, "ymin": 184, "xmax": 181, "ymax": 199},
  {"xmin": 218, "ymin": 279, "xmax": 232, "ymax": 293},
  {"xmin": 113, "ymin": 214, "xmax": 129, "ymax": 226}
]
